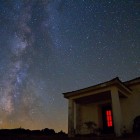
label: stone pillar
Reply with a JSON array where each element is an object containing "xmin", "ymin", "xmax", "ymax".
[
  {"xmin": 68, "ymin": 99, "xmax": 75, "ymax": 137},
  {"xmin": 76, "ymin": 103, "xmax": 81, "ymax": 134},
  {"xmin": 111, "ymin": 87, "xmax": 122, "ymax": 136}
]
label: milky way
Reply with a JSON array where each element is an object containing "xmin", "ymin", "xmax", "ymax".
[
  {"xmin": 0, "ymin": 0, "xmax": 52, "ymax": 129},
  {"xmin": 0, "ymin": 0, "xmax": 140, "ymax": 132}
]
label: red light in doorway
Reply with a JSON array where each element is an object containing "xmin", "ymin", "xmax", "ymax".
[{"xmin": 106, "ymin": 110, "xmax": 113, "ymax": 127}]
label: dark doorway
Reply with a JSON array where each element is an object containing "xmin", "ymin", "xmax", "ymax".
[{"xmin": 102, "ymin": 105, "xmax": 114, "ymax": 134}]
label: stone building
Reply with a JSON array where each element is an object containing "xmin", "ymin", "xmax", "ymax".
[{"xmin": 63, "ymin": 77, "xmax": 140, "ymax": 137}]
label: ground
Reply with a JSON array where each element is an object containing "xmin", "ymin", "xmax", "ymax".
[{"xmin": 0, "ymin": 134, "xmax": 140, "ymax": 140}]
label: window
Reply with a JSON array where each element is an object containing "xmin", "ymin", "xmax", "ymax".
[{"xmin": 106, "ymin": 110, "xmax": 113, "ymax": 127}]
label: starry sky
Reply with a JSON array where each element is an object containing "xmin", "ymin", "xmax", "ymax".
[{"xmin": 0, "ymin": 0, "xmax": 140, "ymax": 132}]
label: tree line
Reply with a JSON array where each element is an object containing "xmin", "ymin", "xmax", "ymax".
[{"xmin": 0, "ymin": 128, "xmax": 67, "ymax": 136}]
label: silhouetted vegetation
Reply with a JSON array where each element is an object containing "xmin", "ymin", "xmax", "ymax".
[
  {"xmin": 57, "ymin": 130, "xmax": 67, "ymax": 136},
  {"xmin": 0, "ymin": 127, "xmax": 67, "ymax": 136},
  {"xmin": 0, "ymin": 128, "xmax": 140, "ymax": 140},
  {"xmin": 42, "ymin": 128, "xmax": 55, "ymax": 136},
  {"xmin": 0, "ymin": 128, "xmax": 68, "ymax": 140}
]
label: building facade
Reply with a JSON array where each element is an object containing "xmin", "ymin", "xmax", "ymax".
[{"xmin": 63, "ymin": 77, "xmax": 140, "ymax": 137}]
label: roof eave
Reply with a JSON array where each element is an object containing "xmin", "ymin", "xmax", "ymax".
[{"xmin": 63, "ymin": 77, "xmax": 133, "ymax": 99}]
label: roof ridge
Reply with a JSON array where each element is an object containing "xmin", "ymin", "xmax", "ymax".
[{"xmin": 124, "ymin": 77, "xmax": 140, "ymax": 84}]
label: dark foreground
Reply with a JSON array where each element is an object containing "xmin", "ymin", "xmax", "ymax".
[{"xmin": 0, "ymin": 134, "xmax": 140, "ymax": 140}]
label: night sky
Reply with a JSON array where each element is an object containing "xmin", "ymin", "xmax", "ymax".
[{"xmin": 0, "ymin": 0, "xmax": 140, "ymax": 132}]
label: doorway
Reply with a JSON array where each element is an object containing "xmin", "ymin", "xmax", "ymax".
[{"xmin": 102, "ymin": 105, "xmax": 114, "ymax": 134}]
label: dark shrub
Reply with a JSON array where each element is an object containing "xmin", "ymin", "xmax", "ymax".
[
  {"xmin": 42, "ymin": 128, "xmax": 56, "ymax": 136},
  {"xmin": 57, "ymin": 130, "xmax": 67, "ymax": 136}
]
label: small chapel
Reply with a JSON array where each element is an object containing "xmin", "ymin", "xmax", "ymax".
[{"xmin": 63, "ymin": 77, "xmax": 140, "ymax": 137}]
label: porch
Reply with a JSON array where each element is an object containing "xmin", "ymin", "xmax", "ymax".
[{"xmin": 63, "ymin": 78, "xmax": 132, "ymax": 137}]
